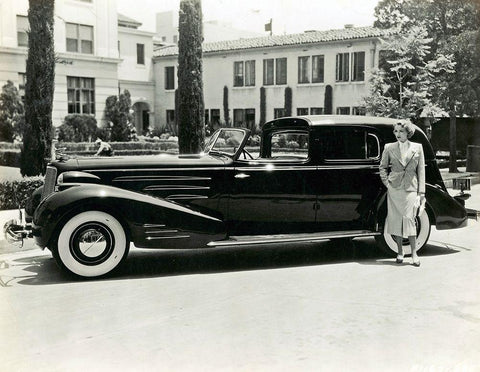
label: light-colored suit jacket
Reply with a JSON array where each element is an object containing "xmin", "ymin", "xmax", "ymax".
[{"xmin": 379, "ymin": 141, "xmax": 425, "ymax": 193}]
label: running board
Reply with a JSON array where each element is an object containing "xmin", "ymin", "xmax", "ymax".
[{"xmin": 207, "ymin": 230, "xmax": 380, "ymax": 247}]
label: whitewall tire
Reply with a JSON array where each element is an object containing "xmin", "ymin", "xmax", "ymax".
[
  {"xmin": 54, "ymin": 211, "xmax": 129, "ymax": 277},
  {"xmin": 375, "ymin": 210, "xmax": 431, "ymax": 256}
]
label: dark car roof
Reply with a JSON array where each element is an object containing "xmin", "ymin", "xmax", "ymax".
[
  {"xmin": 263, "ymin": 115, "xmax": 435, "ymax": 160},
  {"xmin": 266, "ymin": 115, "xmax": 406, "ymax": 129}
]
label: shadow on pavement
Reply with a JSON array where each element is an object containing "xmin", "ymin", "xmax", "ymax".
[{"xmin": 6, "ymin": 236, "xmax": 462, "ymax": 286}]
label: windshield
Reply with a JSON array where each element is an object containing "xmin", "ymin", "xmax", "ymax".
[{"xmin": 204, "ymin": 128, "xmax": 248, "ymax": 157}]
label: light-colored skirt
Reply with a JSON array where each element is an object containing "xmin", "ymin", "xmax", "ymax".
[{"xmin": 387, "ymin": 185, "xmax": 417, "ymax": 238}]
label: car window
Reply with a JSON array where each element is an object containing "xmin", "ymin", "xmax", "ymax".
[
  {"xmin": 268, "ymin": 131, "xmax": 309, "ymax": 160},
  {"xmin": 209, "ymin": 129, "xmax": 246, "ymax": 156},
  {"xmin": 318, "ymin": 127, "xmax": 379, "ymax": 160}
]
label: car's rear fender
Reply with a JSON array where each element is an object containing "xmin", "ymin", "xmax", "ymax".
[
  {"xmin": 371, "ymin": 183, "xmax": 467, "ymax": 230},
  {"xmin": 33, "ymin": 183, "xmax": 226, "ymax": 249}
]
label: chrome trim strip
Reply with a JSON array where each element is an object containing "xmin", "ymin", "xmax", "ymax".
[
  {"xmin": 143, "ymin": 185, "xmax": 210, "ymax": 191},
  {"xmin": 166, "ymin": 195, "xmax": 209, "ymax": 200},
  {"xmin": 85, "ymin": 167, "xmax": 225, "ymax": 172},
  {"xmin": 207, "ymin": 231, "xmax": 380, "ymax": 247},
  {"xmin": 236, "ymin": 166, "xmax": 317, "ymax": 171},
  {"xmin": 146, "ymin": 235, "xmax": 190, "ymax": 240},
  {"xmin": 113, "ymin": 175, "xmax": 212, "ymax": 182},
  {"xmin": 146, "ymin": 230, "xmax": 179, "ymax": 234},
  {"xmin": 318, "ymin": 165, "xmax": 378, "ymax": 170},
  {"xmin": 41, "ymin": 166, "xmax": 57, "ymax": 201},
  {"xmin": 142, "ymin": 224, "xmax": 166, "ymax": 228}
]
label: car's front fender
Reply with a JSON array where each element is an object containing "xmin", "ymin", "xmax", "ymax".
[{"xmin": 33, "ymin": 183, "xmax": 226, "ymax": 249}]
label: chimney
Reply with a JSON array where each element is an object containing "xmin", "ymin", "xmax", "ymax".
[{"xmin": 344, "ymin": 24, "xmax": 354, "ymax": 29}]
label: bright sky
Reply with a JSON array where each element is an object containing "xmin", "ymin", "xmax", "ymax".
[{"xmin": 117, "ymin": 0, "xmax": 379, "ymax": 35}]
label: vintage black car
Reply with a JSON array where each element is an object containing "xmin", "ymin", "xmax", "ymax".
[{"xmin": 5, "ymin": 115, "xmax": 476, "ymax": 277}]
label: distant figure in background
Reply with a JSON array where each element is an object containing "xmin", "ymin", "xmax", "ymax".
[{"xmin": 94, "ymin": 138, "xmax": 114, "ymax": 156}]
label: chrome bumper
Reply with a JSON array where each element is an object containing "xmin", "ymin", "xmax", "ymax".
[
  {"xmin": 3, "ymin": 211, "xmax": 32, "ymax": 248},
  {"xmin": 466, "ymin": 208, "xmax": 480, "ymax": 221}
]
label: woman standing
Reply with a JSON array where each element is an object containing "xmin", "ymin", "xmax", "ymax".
[{"xmin": 379, "ymin": 121, "xmax": 426, "ymax": 266}]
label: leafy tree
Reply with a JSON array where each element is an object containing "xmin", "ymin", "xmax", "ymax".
[
  {"xmin": 364, "ymin": 26, "xmax": 454, "ymax": 120},
  {"xmin": 20, "ymin": 0, "xmax": 55, "ymax": 176},
  {"xmin": 0, "ymin": 81, "xmax": 24, "ymax": 142},
  {"xmin": 104, "ymin": 90, "xmax": 133, "ymax": 142},
  {"xmin": 373, "ymin": 0, "xmax": 480, "ymax": 172},
  {"xmin": 178, "ymin": 0, "xmax": 205, "ymax": 153},
  {"xmin": 58, "ymin": 114, "xmax": 98, "ymax": 142}
]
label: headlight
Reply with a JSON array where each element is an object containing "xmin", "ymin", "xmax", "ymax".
[{"xmin": 57, "ymin": 173, "xmax": 64, "ymax": 184}]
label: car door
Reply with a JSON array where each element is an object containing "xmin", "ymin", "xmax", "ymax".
[
  {"xmin": 226, "ymin": 129, "xmax": 318, "ymax": 235},
  {"xmin": 311, "ymin": 126, "xmax": 382, "ymax": 231}
]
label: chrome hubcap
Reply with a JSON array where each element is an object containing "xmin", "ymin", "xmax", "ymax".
[{"xmin": 70, "ymin": 222, "xmax": 115, "ymax": 265}]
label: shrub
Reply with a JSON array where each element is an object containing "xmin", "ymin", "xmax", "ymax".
[
  {"xmin": 0, "ymin": 142, "xmax": 21, "ymax": 150},
  {"xmin": 58, "ymin": 114, "xmax": 99, "ymax": 142},
  {"xmin": 0, "ymin": 177, "xmax": 44, "ymax": 210},
  {"xmin": 0, "ymin": 150, "xmax": 21, "ymax": 167}
]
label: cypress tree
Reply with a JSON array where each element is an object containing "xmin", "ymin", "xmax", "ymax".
[
  {"xmin": 260, "ymin": 87, "xmax": 266, "ymax": 126},
  {"xmin": 324, "ymin": 85, "xmax": 333, "ymax": 114},
  {"xmin": 21, "ymin": 0, "xmax": 55, "ymax": 176},
  {"xmin": 178, "ymin": 0, "xmax": 205, "ymax": 153},
  {"xmin": 284, "ymin": 87, "xmax": 292, "ymax": 117},
  {"xmin": 223, "ymin": 86, "xmax": 229, "ymax": 126}
]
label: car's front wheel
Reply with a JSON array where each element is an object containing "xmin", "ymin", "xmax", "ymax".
[
  {"xmin": 375, "ymin": 211, "xmax": 431, "ymax": 256},
  {"xmin": 52, "ymin": 211, "xmax": 129, "ymax": 278}
]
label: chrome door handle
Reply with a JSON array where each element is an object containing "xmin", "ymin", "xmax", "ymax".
[{"xmin": 235, "ymin": 173, "xmax": 250, "ymax": 179}]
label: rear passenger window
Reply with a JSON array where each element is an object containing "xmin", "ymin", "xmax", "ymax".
[{"xmin": 318, "ymin": 127, "xmax": 379, "ymax": 160}]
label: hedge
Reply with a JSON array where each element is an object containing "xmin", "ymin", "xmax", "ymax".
[
  {"xmin": 0, "ymin": 177, "xmax": 44, "ymax": 210},
  {"xmin": 0, "ymin": 150, "xmax": 21, "ymax": 167}
]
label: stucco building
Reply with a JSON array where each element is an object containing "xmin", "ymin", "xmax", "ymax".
[
  {"xmin": 1, "ymin": 0, "xmax": 396, "ymax": 136},
  {"xmin": 0, "ymin": 0, "xmax": 155, "ymax": 134},
  {"xmin": 153, "ymin": 26, "xmax": 396, "ymax": 132}
]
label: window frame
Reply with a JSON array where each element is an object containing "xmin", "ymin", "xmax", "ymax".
[
  {"xmin": 298, "ymin": 56, "xmax": 310, "ymax": 84},
  {"xmin": 233, "ymin": 108, "xmax": 245, "ymax": 126},
  {"xmin": 136, "ymin": 43, "xmax": 145, "ymax": 65},
  {"xmin": 335, "ymin": 52, "xmax": 349, "ymax": 82},
  {"xmin": 263, "ymin": 59, "xmax": 274, "ymax": 85},
  {"xmin": 164, "ymin": 66, "xmax": 175, "ymax": 90},
  {"xmin": 275, "ymin": 58, "xmax": 287, "ymax": 85},
  {"xmin": 263, "ymin": 129, "xmax": 310, "ymax": 161},
  {"xmin": 66, "ymin": 22, "xmax": 94, "ymax": 54},
  {"xmin": 245, "ymin": 60, "xmax": 256, "ymax": 87},
  {"xmin": 318, "ymin": 127, "xmax": 380, "ymax": 162},
  {"xmin": 336, "ymin": 107, "xmax": 351, "ymax": 115},
  {"xmin": 297, "ymin": 107, "xmax": 309, "ymax": 115},
  {"xmin": 16, "ymin": 15, "xmax": 29, "ymax": 47},
  {"xmin": 234, "ymin": 61, "xmax": 244, "ymax": 87},
  {"xmin": 352, "ymin": 51, "xmax": 365, "ymax": 82},
  {"xmin": 312, "ymin": 55, "xmax": 324, "ymax": 83},
  {"xmin": 67, "ymin": 76, "xmax": 95, "ymax": 115}
]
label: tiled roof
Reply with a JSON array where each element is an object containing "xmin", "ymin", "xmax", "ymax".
[
  {"xmin": 153, "ymin": 26, "xmax": 397, "ymax": 57},
  {"xmin": 118, "ymin": 13, "xmax": 142, "ymax": 27}
]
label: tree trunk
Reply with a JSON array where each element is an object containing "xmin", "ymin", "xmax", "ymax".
[
  {"xmin": 177, "ymin": 0, "xmax": 205, "ymax": 154},
  {"xmin": 21, "ymin": 0, "xmax": 55, "ymax": 176},
  {"xmin": 448, "ymin": 109, "xmax": 458, "ymax": 173}
]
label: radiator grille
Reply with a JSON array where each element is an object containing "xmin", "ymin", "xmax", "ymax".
[{"xmin": 41, "ymin": 166, "xmax": 57, "ymax": 201}]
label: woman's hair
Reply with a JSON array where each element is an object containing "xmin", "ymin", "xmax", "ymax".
[{"xmin": 394, "ymin": 120, "xmax": 415, "ymax": 138}]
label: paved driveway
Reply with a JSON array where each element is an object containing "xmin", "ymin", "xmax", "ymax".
[{"xmin": 0, "ymin": 186, "xmax": 479, "ymax": 371}]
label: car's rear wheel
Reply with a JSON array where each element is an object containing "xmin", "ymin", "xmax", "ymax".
[
  {"xmin": 52, "ymin": 211, "xmax": 129, "ymax": 278},
  {"xmin": 375, "ymin": 211, "xmax": 431, "ymax": 256}
]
